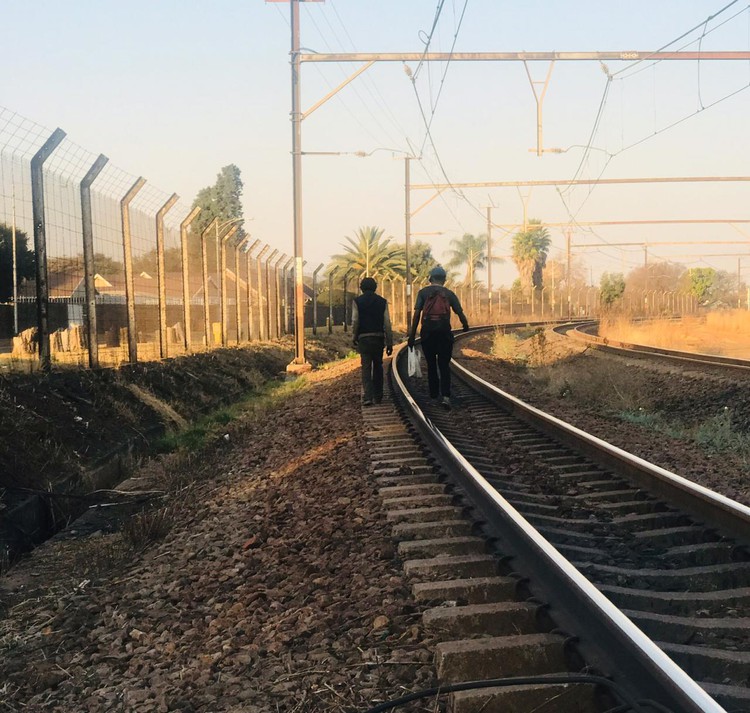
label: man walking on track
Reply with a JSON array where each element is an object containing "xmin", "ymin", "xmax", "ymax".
[
  {"xmin": 407, "ymin": 266, "xmax": 469, "ymax": 409},
  {"xmin": 352, "ymin": 277, "xmax": 394, "ymax": 406}
]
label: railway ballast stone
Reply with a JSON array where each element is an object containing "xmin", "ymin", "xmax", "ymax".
[{"xmin": 0, "ymin": 361, "xmax": 439, "ymax": 712}]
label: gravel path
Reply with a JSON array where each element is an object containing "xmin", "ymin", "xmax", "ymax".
[
  {"xmin": 455, "ymin": 332, "xmax": 750, "ymax": 507},
  {"xmin": 0, "ymin": 361, "xmax": 436, "ymax": 712}
]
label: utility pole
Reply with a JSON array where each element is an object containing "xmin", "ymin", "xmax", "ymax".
[
  {"xmin": 289, "ymin": 0, "xmax": 308, "ymax": 371},
  {"xmin": 486, "ymin": 206, "xmax": 493, "ymax": 319},
  {"xmin": 738, "ymin": 258, "xmax": 742, "ymax": 309},
  {"xmin": 565, "ymin": 228, "xmax": 572, "ymax": 319},
  {"xmin": 405, "ymin": 156, "xmax": 412, "ymax": 317},
  {"xmin": 11, "ymin": 188, "xmax": 18, "ymax": 336}
]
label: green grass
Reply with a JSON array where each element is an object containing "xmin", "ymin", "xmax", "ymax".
[
  {"xmin": 619, "ymin": 406, "xmax": 750, "ymax": 464},
  {"xmin": 155, "ymin": 377, "xmax": 309, "ymax": 454}
]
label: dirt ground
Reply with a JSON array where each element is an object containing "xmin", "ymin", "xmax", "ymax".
[
  {"xmin": 456, "ymin": 329, "xmax": 750, "ymax": 506},
  {"xmin": 0, "ymin": 359, "xmax": 437, "ymax": 712},
  {"xmin": 0, "ymin": 334, "xmax": 353, "ymax": 512}
]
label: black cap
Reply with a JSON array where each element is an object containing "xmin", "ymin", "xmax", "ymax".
[{"xmin": 429, "ymin": 266, "xmax": 447, "ymax": 282}]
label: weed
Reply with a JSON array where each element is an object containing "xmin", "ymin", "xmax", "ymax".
[
  {"xmin": 491, "ymin": 330, "xmax": 520, "ymax": 360},
  {"xmin": 68, "ymin": 534, "xmax": 133, "ymax": 577},
  {"xmin": 620, "ymin": 409, "xmax": 663, "ymax": 429},
  {"xmin": 528, "ymin": 328, "xmax": 548, "ymax": 367},
  {"xmin": 695, "ymin": 408, "xmax": 750, "ymax": 459},
  {"xmin": 121, "ymin": 505, "xmax": 178, "ymax": 550},
  {"xmin": 617, "ymin": 406, "xmax": 750, "ymax": 466},
  {"xmin": 154, "ymin": 376, "xmax": 308, "ymax": 454}
]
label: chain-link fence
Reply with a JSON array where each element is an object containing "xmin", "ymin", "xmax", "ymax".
[
  {"xmin": 0, "ymin": 107, "xmax": 327, "ymax": 372},
  {"xmin": 0, "ymin": 105, "xmax": 632, "ymax": 374}
]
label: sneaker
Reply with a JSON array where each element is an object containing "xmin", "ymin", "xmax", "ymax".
[
  {"xmin": 374, "ymin": 398, "xmax": 382, "ymax": 405},
  {"xmin": 440, "ymin": 396, "xmax": 452, "ymax": 410},
  {"xmin": 363, "ymin": 399, "xmax": 373, "ymax": 407}
]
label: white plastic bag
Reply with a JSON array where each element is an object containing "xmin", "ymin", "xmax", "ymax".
[{"xmin": 407, "ymin": 346, "xmax": 423, "ymax": 378}]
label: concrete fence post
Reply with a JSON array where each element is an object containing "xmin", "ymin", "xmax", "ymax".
[
  {"xmin": 155, "ymin": 193, "xmax": 179, "ymax": 359},
  {"xmin": 245, "ymin": 239, "xmax": 261, "ymax": 342},
  {"xmin": 30, "ymin": 128, "xmax": 66, "ymax": 370},
  {"xmin": 200, "ymin": 218, "xmax": 218, "ymax": 348},
  {"xmin": 80, "ymin": 153, "xmax": 108, "ymax": 369},
  {"xmin": 120, "ymin": 176, "xmax": 147, "ymax": 364},
  {"xmin": 342, "ymin": 268, "xmax": 353, "ymax": 333},
  {"xmin": 179, "ymin": 207, "xmax": 201, "ymax": 352},
  {"xmin": 311, "ymin": 263, "xmax": 324, "ymax": 335},
  {"xmin": 265, "ymin": 249, "xmax": 279, "ymax": 340},
  {"xmin": 235, "ymin": 237, "xmax": 248, "ymax": 344},
  {"xmin": 328, "ymin": 266, "xmax": 339, "ymax": 334},
  {"xmin": 277, "ymin": 255, "xmax": 288, "ymax": 337},
  {"xmin": 220, "ymin": 225, "xmax": 240, "ymax": 347},
  {"xmin": 256, "ymin": 245, "xmax": 270, "ymax": 341}
]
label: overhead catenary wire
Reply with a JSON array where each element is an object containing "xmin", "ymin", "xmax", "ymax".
[
  {"xmin": 613, "ymin": 0, "xmax": 744, "ymax": 79},
  {"xmin": 560, "ymin": 0, "xmax": 749, "ymax": 215},
  {"xmin": 413, "ymin": 0, "xmax": 448, "ymax": 80},
  {"xmin": 327, "ymin": 0, "xmax": 414, "ymax": 152}
]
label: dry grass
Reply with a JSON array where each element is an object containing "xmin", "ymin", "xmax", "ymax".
[
  {"xmin": 121, "ymin": 504, "xmax": 181, "ymax": 551},
  {"xmin": 490, "ymin": 326, "xmax": 587, "ymax": 368},
  {"xmin": 599, "ymin": 310, "xmax": 750, "ymax": 357},
  {"xmin": 532, "ymin": 357, "xmax": 654, "ymax": 412}
]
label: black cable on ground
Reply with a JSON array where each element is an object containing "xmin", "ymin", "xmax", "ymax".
[{"xmin": 361, "ymin": 674, "xmax": 659, "ymax": 713}]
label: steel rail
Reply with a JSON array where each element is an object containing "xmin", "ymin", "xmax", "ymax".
[
  {"xmin": 456, "ymin": 325, "xmax": 750, "ymax": 543},
  {"xmin": 559, "ymin": 320, "xmax": 750, "ymax": 371},
  {"xmin": 391, "ymin": 334, "xmax": 725, "ymax": 713}
]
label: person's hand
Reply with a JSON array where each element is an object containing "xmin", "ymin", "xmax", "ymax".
[
  {"xmin": 462, "ymin": 324, "xmax": 470, "ymax": 333},
  {"xmin": 407, "ymin": 336, "xmax": 415, "ymax": 349},
  {"xmin": 386, "ymin": 345, "xmax": 393, "ymax": 356}
]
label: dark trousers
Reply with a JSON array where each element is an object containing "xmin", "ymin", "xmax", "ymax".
[
  {"xmin": 358, "ymin": 335, "xmax": 384, "ymax": 402},
  {"xmin": 421, "ymin": 331, "xmax": 454, "ymax": 398}
]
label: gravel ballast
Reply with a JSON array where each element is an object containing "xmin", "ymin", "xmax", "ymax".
[{"xmin": 0, "ymin": 360, "xmax": 437, "ymax": 712}]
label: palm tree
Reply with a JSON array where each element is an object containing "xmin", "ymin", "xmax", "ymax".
[
  {"xmin": 445, "ymin": 233, "xmax": 489, "ymax": 287},
  {"xmin": 511, "ymin": 219, "xmax": 551, "ymax": 297},
  {"xmin": 445, "ymin": 233, "xmax": 495, "ymax": 315},
  {"xmin": 328, "ymin": 226, "xmax": 405, "ymax": 278}
]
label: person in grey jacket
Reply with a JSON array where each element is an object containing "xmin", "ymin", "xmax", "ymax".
[
  {"xmin": 407, "ymin": 266, "xmax": 469, "ymax": 409},
  {"xmin": 352, "ymin": 277, "xmax": 394, "ymax": 406}
]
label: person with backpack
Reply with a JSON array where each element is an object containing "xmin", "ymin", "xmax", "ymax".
[
  {"xmin": 407, "ymin": 266, "xmax": 469, "ymax": 409},
  {"xmin": 352, "ymin": 276, "xmax": 394, "ymax": 406}
]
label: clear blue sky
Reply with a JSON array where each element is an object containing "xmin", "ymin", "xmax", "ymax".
[{"xmin": 2, "ymin": 0, "xmax": 749, "ymax": 285}]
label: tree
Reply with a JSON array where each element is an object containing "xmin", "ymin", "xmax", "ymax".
[
  {"xmin": 0, "ymin": 223, "xmax": 35, "ymax": 301},
  {"xmin": 445, "ymin": 233, "xmax": 491, "ymax": 286},
  {"xmin": 191, "ymin": 164, "xmax": 245, "ymax": 239},
  {"xmin": 704, "ymin": 269, "xmax": 742, "ymax": 307},
  {"xmin": 92, "ymin": 253, "xmax": 124, "ymax": 275},
  {"xmin": 406, "ymin": 240, "xmax": 438, "ymax": 282},
  {"xmin": 328, "ymin": 226, "xmax": 405, "ymax": 277},
  {"xmin": 600, "ymin": 272, "xmax": 626, "ymax": 307},
  {"xmin": 685, "ymin": 267, "xmax": 716, "ymax": 303},
  {"xmin": 511, "ymin": 220, "xmax": 551, "ymax": 296},
  {"xmin": 624, "ymin": 262, "xmax": 684, "ymax": 296},
  {"xmin": 542, "ymin": 257, "xmax": 587, "ymax": 292}
]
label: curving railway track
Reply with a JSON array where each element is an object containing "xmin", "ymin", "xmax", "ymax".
[{"xmin": 371, "ymin": 325, "xmax": 750, "ymax": 713}]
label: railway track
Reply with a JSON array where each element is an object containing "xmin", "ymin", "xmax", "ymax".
[
  {"xmin": 555, "ymin": 320, "xmax": 750, "ymax": 371},
  {"xmin": 366, "ymin": 328, "xmax": 750, "ymax": 712}
]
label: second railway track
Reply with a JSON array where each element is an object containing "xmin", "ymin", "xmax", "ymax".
[{"xmin": 383, "ymin": 327, "xmax": 750, "ymax": 712}]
